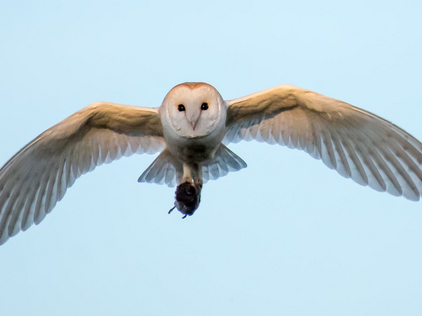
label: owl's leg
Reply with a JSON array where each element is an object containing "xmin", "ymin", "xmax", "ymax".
[{"xmin": 181, "ymin": 163, "xmax": 202, "ymax": 185}]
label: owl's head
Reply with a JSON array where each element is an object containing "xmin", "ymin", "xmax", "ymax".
[{"xmin": 161, "ymin": 82, "xmax": 225, "ymax": 138}]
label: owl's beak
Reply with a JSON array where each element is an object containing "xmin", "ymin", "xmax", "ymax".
[
  {"xmin": 187, "ymin": 111, "xmax": 201, "ymax": 130},
  {"xmin": 190, "ymin": 120, "xmax": 198, "ymax": 130}
]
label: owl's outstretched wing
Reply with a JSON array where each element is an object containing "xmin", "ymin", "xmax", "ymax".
[
  {"xmin": 225, "ymin": 85, "xmax": 422, "ymax": 201},
  {"xmin": 0, "ymin": 102, "xmax": 165, "ymax": 245}
]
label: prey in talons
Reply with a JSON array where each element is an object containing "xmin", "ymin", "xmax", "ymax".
[{"xmin": 168, "ymin": 181, "xmax": 202, "ymax": 219}]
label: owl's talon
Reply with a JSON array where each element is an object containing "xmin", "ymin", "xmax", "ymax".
[{"xmin": 182, "ymin": 214, "xmax": 187, "ymax": 219}]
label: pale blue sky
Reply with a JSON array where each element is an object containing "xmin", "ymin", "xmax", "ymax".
[{"xmin": 1, "ymin": 1, "xmax": 422, "ymax": 315}]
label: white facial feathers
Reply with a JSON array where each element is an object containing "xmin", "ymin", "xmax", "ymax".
[{"xmin": 161, "ymin": 83, "xmax": 225, "ymax": 138}]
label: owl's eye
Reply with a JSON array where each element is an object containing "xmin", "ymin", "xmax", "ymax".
[
  {"xmin": 201, "ymin": 102, "xmax": 209, "ymax": 110},
  {"xmin": 178, "ymin": 104, "xmax": 185, "ymax": 112}
]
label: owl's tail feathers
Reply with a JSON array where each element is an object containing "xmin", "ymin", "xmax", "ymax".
[
  {"xmin": 138, "ymin": 149, "xmax": 183, "ymax": 187},
  {"xmin": 200, "ymin": 144, "xmax": 247, "ymax": 183},
  {"xmin": 138, "ymin": 145, "xmax": 247, "ymax": 187}
]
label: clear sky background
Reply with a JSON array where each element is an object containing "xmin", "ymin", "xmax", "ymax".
[{"xmin": 1, "ymin": 1, "xmax": 422, "ymax": 315}]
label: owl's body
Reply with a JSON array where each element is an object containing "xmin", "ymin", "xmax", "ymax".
[
  {"xmin": 1, "ymin": 82, "xmax": 422, "ymax": 244},
  {"xmin": 154, "ymin": 83, "xmax": 231, "ymax": 214}
]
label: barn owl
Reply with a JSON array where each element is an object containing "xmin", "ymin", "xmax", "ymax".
[{"xmin": 1, "ymin": 82, "xmax": 422, "ymax": 244}]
